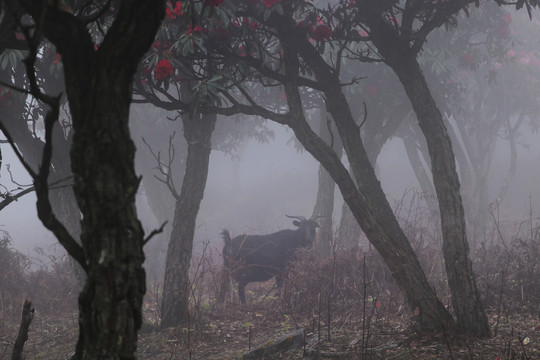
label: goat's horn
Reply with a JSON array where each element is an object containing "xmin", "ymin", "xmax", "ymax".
[{"xmin": 285, "ymin": 215, "xmax": 306, "ymax": 221}]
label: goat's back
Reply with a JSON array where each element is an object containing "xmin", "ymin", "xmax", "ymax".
[{"xmin": 226, "ymin": 229, "xmax": 300, "ymax": 268}]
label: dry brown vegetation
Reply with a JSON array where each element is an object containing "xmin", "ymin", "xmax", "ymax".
[{"xmin": 1, "ymin": 213, "xmax": 539, "ymax": 360}]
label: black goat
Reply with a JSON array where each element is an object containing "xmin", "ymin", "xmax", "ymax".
[{"xmin": 221, "ymin": 215, "xmax": 320, "ymax": 303}]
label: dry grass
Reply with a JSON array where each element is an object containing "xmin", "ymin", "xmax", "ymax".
[{"xmin": 1, "ymin": 213, "xmax": 539, "ymax": 360}]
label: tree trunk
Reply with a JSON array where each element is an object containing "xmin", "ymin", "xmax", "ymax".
[
  {"xmin": 337, "ymin": 199, "xmax": 364, "ymax": 251},
  {"xmin": 279, "ymin": 27, "xmax": 455, "ymax": 332},
  {"xmin": 160, "ymin": 111, "xmax": 216, "ymax": 328},
  {"xmin": 311, "ymin": 109, "xmax": 342, "ymax": 257},
  {"xmin": 400, "ymin": 128, "xmax": 439, "ymax": 216},
  {"xmin": 22, "ymin": 2, "xmax": 166, "ymax": 358},
  {"xmin": 389, "ymin": 56, "xmax": 490, "ymax": 337}
]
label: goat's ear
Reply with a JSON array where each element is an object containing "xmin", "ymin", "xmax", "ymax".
[{"xmin": 292, "ymin": 220, "xmax": 301, "ymax": 227}]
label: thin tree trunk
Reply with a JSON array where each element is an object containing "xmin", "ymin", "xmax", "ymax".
[
  {"xmin": 401, "ymin": 130, "xmax": 439, "ymax": 216},
  {"xmin": 311, "ymin": 109, "xmax": 342, "ymax": 257},
  {"xmin": 160, "ymin": 111, "xmax": 216, "ymax": 328},
  {"xmin": 339, "ymin": 193, "xmax": 371, "ymax": 251}
]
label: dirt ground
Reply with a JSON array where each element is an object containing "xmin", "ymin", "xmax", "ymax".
[
  {"xmin": 1, "ymin": 285, "xmax": 539, "ymax": 360},
  {"xmin": 1, "ymin": 226, "xmax": 539, "ymax": 359}
]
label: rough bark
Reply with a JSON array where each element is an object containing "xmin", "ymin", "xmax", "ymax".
[
  {"xmin": 386, "ymin": 54, "xmax": 490, "ymax": 336},
  {"xmin": 352, "ymin": 2, "xmax": 489, "ymax": 336},
  {"xmin": 15, "ymin": 1, "xmax": 166, "ymax": 358},
  {"xmin": 160, "ymin": 111, "xmax": 216, "ymax": 328},
  {"xmin": 277, "ymin": 20, "xmax": 455, "ymax": 332}
]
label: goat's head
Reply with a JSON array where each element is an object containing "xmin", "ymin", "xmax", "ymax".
[{"xmin": 286, "ymin": 215, "xmax": 322, "ymax": 247}]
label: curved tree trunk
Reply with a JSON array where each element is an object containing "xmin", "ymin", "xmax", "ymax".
[
  {"xmin": 278, "ymin": 25, "xmax": 455, "ymax": 332},
  {"xmin": 388, "ymin": 55, "xmax": 490, "ymax": 337},
  {"xmin": 160, "ymin": 111, "xmax": 216, "ymax": 328}
]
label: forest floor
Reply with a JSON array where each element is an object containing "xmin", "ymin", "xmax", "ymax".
[
  {"xmin": 1, "ymin": 282, "xmax": 539, "ymax": 360},
  {"xmin": 2, "ymin": 222, "xmax": 540, "ymax": 360}
]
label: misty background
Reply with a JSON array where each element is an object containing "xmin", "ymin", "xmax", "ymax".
[
  {"xmin": 2, "ymin": 6, "xmax": 540, "ymax": 278},
  {"xmin": 2, "ymin": 116, "xmax": 540, "ymax": 264}
]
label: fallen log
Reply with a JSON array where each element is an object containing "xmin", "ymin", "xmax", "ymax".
[{"xmin": 243, "ymin": 328, "xmax": 304, "ymax": 359}]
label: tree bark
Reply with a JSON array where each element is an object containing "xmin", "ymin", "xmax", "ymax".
[
  {"xmin": 16, "ymin": 1, "xmax": 166, "ymax": 358},
  {"xmin": 311, "ymin": 109, "xmax": 342, "ymax": 257},
  {"xmin": 277, "ymin": 22, "xmax": 455, "ymax": 332},
  {"xmin": 160, "ymin": 111, "xmax": 216, "ymax": 328},
  {"xmin": 388, "ymin": 55, "xmax": 490, "ymax": 337}
]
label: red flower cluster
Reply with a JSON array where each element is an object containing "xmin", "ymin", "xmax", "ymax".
[
  {"xmin": 206, "ymin": 0, "xmax": 225, "ymax": 7},
  {"xmin": 166, "ymin": 1, "xmax": 182, "ymax": 19},
  {"xmin": 0, "ymin": 87, "xmax": 11, "ymax": 104},
  {"xmin": 298, "ymin": 20, "xmax": 333, "ymax": 42},
  {"xmin": 210, "ymin": 26, "xmax": 228, "ymax": 39},
  {"xmin": 262, "ymin": 0, "xmax": 281, "ymax": 8},
  {"xmin": 152, "ymin": 40, "xmax": 171, "ymax": 50},
  {"xmin": 52, "ymin": 52, "xmax": 62, "ymax": 64},
  {"xmin": 154, "ymin": 59, "xmax": 174, "ymax": 80},
  {"xmin": 187, "ymin": 24, "xmax": 203, "ymax": 34},
  {"xmin": 311, "ymin": 24, "xmax": 332, "ymax": 41}
]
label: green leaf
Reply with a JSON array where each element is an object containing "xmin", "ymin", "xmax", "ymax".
[
  {"xmin": 9, "ymin": 51, "xmax": 17, "ymax": 68},
  {"xmin": 194, "ymin": 38, "xmax": 207, "ymax": 54},
  {"xmin": 0, "ymin": 53, "xmax": 8, "ymax": 70},
  {"xmin": 264, "ymin": 8, "xmax": 271, "ymax": 21}
]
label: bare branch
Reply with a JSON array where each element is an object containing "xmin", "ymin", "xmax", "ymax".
[{"xmin": 143, "ymin": 221, "xmax": 168, "ymax": 246}]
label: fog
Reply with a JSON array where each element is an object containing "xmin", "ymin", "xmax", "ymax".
[
  {"xmin": 3, "ymin": 118, "xmax": 540, "ymax": 263},
  {"xmin": 2, "ymin": 6, "xmax": 540, "ymax": 279}
]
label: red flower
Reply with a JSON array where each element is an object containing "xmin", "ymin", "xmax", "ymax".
[
  {"xmin": 187, "ymin": 24, "xmax": 203, "ymax": 34},
  {"xmin": 52, "ymin": 52, "xmax": 62, "ymax": 64},
  {"xmin": 461, "ymin": 53, "xmax": 473, "ymax": 65},
  {"xmin": 166, "ymin": 1, "xmax": 182, "ymax": 19},
  {"xmin": 297, "ymin": 20, "xmax": 314, "ymax": 32},
  {"xmin": 502, "ymin": 14, "xmax": 512, "ymax": 25},
  {"xmin": 496, "ymin": 25, "xmax": 510, "ymax": 38},
  {"xmin": 0, "ymin": 87, "xmax": 11, "ymax": 104},
  {"xmin": 365, "ymin": 85, "xmax": 378, "ymax": 96},
  {"xmin": 311, "ymin": 24, "xmax": 332, "ymax": 41},
  {"xmin": 154, "ymin": 59, "xmax": 174, "ymax": 80},
  {"xmin": 249, "ymin": 21, "xmax": 259, "ymax": 31},
  {"xmin": 206, "ymin": 0, "xmax": 225, "ymax": 7},
  {"xmin": 238, "ymin": 45, "xmax": 246, "ymax": 57},
  {"xmin": 210, "ymin": 26, "xmax": 228, "ymax": 39},
  {"xmin": 262, "ymin": 0, "xmax": 281, "ymax": 8}
]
